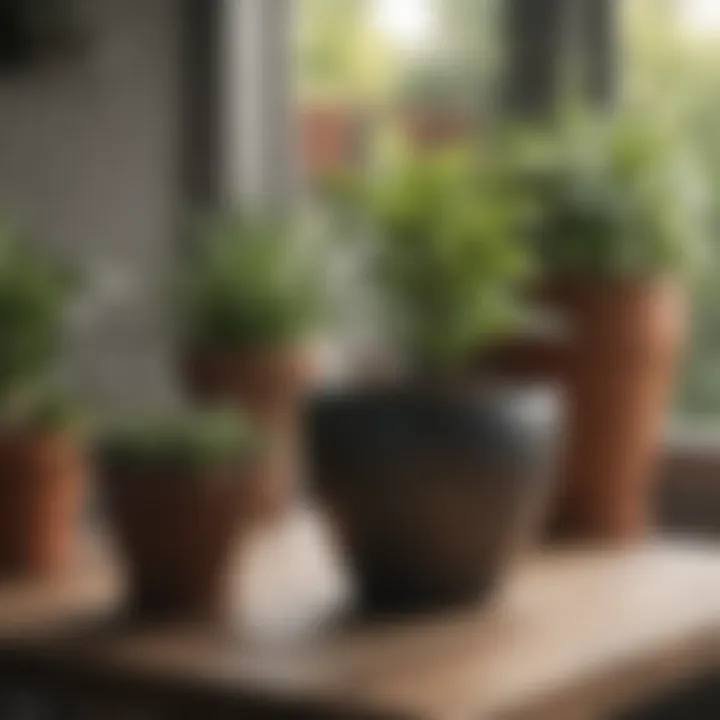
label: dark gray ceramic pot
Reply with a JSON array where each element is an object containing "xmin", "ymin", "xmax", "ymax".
[{"xmin": 307, "ymin": 384, "xmax": 559, "ymax": 616}]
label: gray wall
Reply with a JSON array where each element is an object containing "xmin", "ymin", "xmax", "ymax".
[
  {"xmin": 0, "ymin": 0, "xmax": 294, "ymax": 407},
  {"xmin": 0, "ymin": 0, "xmax": 184, "ymax": 406}
]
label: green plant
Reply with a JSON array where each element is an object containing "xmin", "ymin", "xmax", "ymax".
[
  {"xmin": 361, "ymin": 147, "xmax": 532, "ymax": 372},
  {"xmin": 0, "ymin": 216, "xmax": 74, "ymax": 413},
  {"xmin": 297, "ymin": 0, "xmax": 392, "ymax": 104},
  {"xmin": 97, "ymin": 408, "xmax": 260, "ymax": 474},
  {"xmin": 515, "ymin": 109, "xmax": 709, "ymax": 279},
  {"xmin": 177, "ymin": 212, "xmax": 327, "ymax": 352},
  {"xmin": 0, "ymin": 384, "xmax": 81, "ymax": 434}
]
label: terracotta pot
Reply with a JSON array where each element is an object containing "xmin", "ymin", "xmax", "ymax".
[
  {"xmin": 184, "ymin": 347, "xmax": 315, "ymax": 518},
  {"xmin": 401, "ymin": 110, "xmax": 473, "ymax": 150},
  {"xmin": 100, "ymin": 462, "xmax": 262, "ymax": 623},
  {"xmin": 307, "ymin": 385, "xmax": 558, "ymax": 616},
  {"xmin": 0, "ymin": 431, "xmax": 83, "ymax": 579},
  {"xmin": 299, "ymin": 105, "xmax": 368, "ymax": 178},
  {"xmin": 489, "ymin": 279, "xmax": 686, "ymax": 542}
]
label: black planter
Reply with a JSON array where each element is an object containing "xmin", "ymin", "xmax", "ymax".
[{"xmin": 307, "ymin": 384, "xmax": 559, "ymax": 616}]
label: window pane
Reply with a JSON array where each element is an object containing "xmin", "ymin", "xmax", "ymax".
[
  {"xmin": 294, "ymin": 0, "xmax": 499, "ymax": 180},
  {"xmin": 623, "ymin": 0, "xmax": 720, "ymax": 425}
]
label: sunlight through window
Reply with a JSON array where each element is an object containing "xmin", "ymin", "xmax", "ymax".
[
  {"xmin": 680, "ymin": 0, "xmax": 720, "ymax": 37},
  {"xmin": 371, "ymin": 0, "xmax": 432, "ymax": 47}
]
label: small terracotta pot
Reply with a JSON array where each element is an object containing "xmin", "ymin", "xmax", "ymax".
[
  {"xmin": 488, "ymin": 279, "xmax": 686, "ymax": 542},
  {"xmin": 183, "ymin": 347, "xmax": 315, "ymax": 518},
  {"xmin": 0, "ymin": 431, "xmax": 84, "ymax": 580},
  {"xmin": 299, "ymin": 105, "xmax": 368, "ymax": 178},
  {"xmin": 401, "ymin": 110, "xmax": 473, "ymax": 150},
  {"xmin": 101, "ymin": 462, "xmax": 262, "ymax": 623}
]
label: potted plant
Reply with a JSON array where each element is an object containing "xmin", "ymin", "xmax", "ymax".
[
  {"xmin": 97, "ymin": 408, "xmax": 262, "ymax": 623},
  {"xmin": 496, "ymin": 110, "xmax": 709, "ymax": 541},
  {"xmin": 307, "ymin": 149, "xmax": 559, "ymax": 616},
  {"xmin": 0, "ymin": 219, "xmax": 82, "ymax": 579},
  {"xmin": 397, "ymin": 60, "xmax": 480, "ymax": 150},
  {"xmin": 177, "ymin": 212, "xmax": 327, "ymax": 517}
]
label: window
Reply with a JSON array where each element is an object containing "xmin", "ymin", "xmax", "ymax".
[
  {"xmin": 623, "ymin": 0, "xmax": 720, "ymax": 425},
  {"xmin": 294, "ymin": 0, "xmax": 499, "ymax": 179}
]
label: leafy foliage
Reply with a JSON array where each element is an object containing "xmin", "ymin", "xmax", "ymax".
[
  {"xmin": 0, "ymin": 217, "xmax": 74, "ymax": 414},
  {"xmin": 297, "ymin": 0, "xmax": 391, "ymax": 104},
  {"xmin": 514, "ymin": 110, "xmax": 710, "ymax": 279},
  {"xmin": 360, "ymin": 147, "xmax": 532, "ymax": 371},
  {"xmin": 177, "ymin": 212, "xmax": 327, "ymax": 352},
  {"xmin": 97, "ymin": 408, "xmax": 260, "ymax": 474}
]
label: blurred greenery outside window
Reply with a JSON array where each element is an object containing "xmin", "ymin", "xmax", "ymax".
[
  {"xmin": 295, "ymin": 0, "xmax": 499, "ymax": 174},
  {"xmin": 296, "ymin": 0, "xmax": 720, "ymax": 425},
  {"xmin": 622, "ymin": 0, "xmax": 720, "ymax": 425}
]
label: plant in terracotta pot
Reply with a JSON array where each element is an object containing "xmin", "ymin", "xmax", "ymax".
[
  {"xmin": 0, "ymin": 389, "xmax": 84, "ymax": 580},
  {"xmin": 178, "ymin": 212, "xmax": 327, "ymax": 518},
  {"xmin": 0, "ymin": 219, "xmax": 82, "ymax": 579},
  {"xmin": 397, "ymin": 61, "xmax": 481, "ymax": 150},
  {"xmin": 500, "ymin": 110, "xmax": 710, "ymax": 541},
  {"xmin": 97, "ymin": 408, "xmax": 262, "ymax": 623},
  {"xmin": 307, "ymin": 149, "xmax": 560, "ymax": 617}
]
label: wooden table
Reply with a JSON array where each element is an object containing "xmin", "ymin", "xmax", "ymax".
[{"xmin": 0, "ymin": 510, "xmax": 718, "ymax": 719}]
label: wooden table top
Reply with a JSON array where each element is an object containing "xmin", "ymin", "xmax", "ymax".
[{"xmin": 0, "ymin": 509, "xmax": 718, "ymax": 720}]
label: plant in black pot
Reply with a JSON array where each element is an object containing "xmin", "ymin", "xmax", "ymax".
[
  {"xmin": 307, "ymin": 149, "xmax": 559, "ymax": 617},
  {"xmin": 97, "ymin": 408, "xmax": 262, "ymax": 624}
]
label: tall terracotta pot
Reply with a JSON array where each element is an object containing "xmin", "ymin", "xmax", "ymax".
[
  {"xmin": 488, "ymin": 279, "xmax": 686, "ymax": 541},
  {"xmin": 183, "ymin": 347, "xmax": 314, "ymax": 518},
  {"xmin": 0, "ymin": 431, "xmax": 84, "ymax": 579}
]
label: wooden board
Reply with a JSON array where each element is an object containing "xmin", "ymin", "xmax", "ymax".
[{"xmin": 0, "ymin": 509, "xmax": 718, "ymax": 719}]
